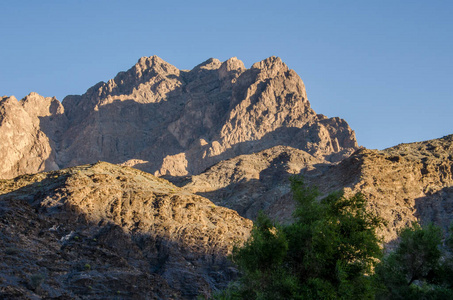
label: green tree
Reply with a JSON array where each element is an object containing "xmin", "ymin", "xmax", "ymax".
[
  {"xmin": 215, "ymin": 176, "xmax": 384, "ymax": 299},
  {"xmin": 374, "ymin": 223, "xmax": 453, "ymax": 299},
  {"xmin": 286, "ymin": 176, "xmax": 383, "ymax": 299},
  {"xmin": 226, "ymin": 212, "xmax": 299, "ymax": 300}
]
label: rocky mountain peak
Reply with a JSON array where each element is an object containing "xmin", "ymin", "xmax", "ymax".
[
  {"xmin": 192, "ymin": 57, "xmax": 222, "ymax": 71},
  {"xmin": 0, "ymin": 56, "xmax": 358, "ymax": 179},
  {"xmin": 222, "ymin": 57, "xmax": 245, "ymax": 71},
  {"xmin": 0, "ymin": 95, "xmax": 18, "ymax": 107},
  {"xmin": 252, "ymin": 56, "xmax": 284, "ymax": 69},
  {"xmin": 219, "ymin": 57, "xmax": 246, "ymax": 81},
  {"xmin": 21, "ymin": 92, "xmax": 64, "ymax": 118},
  {"xmin": 134, "ymin": 55, "xmax": 180, "ymax": 77}
]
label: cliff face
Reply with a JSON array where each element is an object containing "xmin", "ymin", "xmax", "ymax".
[
  {"xmin": 0, "ymin": 93, "xmax": 65, "ymax": 179},
  {"xmin": 0, "ymin": 162, "xmax": 252, "ymax": 299},
  {"xmin": 0, "ymin": 56, "xmax": 357, "ymax": 179},
  {"xmin": 180, "ymin": 135, "xmax": 453, "ymax": 243}
]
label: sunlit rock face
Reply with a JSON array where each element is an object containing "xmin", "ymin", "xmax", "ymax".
[
  {"xmin": 0, "ymin": 55, "xmax": 357, "ymax": 179},
  {"xmin": 0, "ymin": 162, "xmax": 252, "ymax": 299},
  {"xmin": 0, "ymin": 93, "xmax": 65, "ymax": 179},
  {"xmin": 178, "ymin": 135, "xmax": 453, "ymax": 243}
]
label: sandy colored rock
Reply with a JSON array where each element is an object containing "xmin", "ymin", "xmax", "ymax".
[
  {"xmin": 178, "ymin": 135, "xmax": 453, "ymax": 243},
  {"xmin": 0, "ymin": 55, "xmax": 357, "ymax": 179},
  {"xmin": 0, "ymin": 94, "xmax": 63, "ymax": 179},
  {"xmin": 0, "ymin": 162, "xmax": 252, "ymax": 299}
]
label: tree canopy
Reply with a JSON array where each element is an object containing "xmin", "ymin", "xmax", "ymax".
[
  {"xmin": 215, "ymin": 176, "xmax": 384, "ymax": 299},
  {"xmin": 374, "ymin": 223, "xmax": 453, "ymax": 299},
  {"xmin": 214, "ymin": 176, "xmax": 453, "ymax": 300}
]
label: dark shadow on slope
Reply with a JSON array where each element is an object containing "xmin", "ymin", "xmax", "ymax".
[
  {"xmin": 414, "ymin": 185, "xmax": 453, "ymax": 231},
  {"xmin": 183, "ymin": 123, "xmax": 356, "ymax": 176},
  {"xmin": 191, "ymin": 151, "xmax": 335, "ymax": 222},
  {"xmin": 0, "ymin": 176, "xmax": 242, "ymax": 299}
]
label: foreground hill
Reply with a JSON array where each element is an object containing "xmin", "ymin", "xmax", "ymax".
[
  {"xmin": 0, "ymin": 56, "xmax": 357, "ymax": 179},
  {"xmin": 1, "ymin": 136, "xmax": 452, "ymax": 298},
  {"xmin": 177, "ymin": 135, "xmax": 453, "ymax": 242},
  {"xmin": 0, "ymin": 162, "xmax": 251, "ymax": 299}
]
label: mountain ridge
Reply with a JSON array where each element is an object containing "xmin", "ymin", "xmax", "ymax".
[
  {"xmin": 175, "ymin": 134, "xmax": 453, "ymax": 243},
  {"xmin": 1, "ymin": 55, "xmax": 452, "ymax": 298},
  {"xmin": 0, "ymin": 55, "xmax": 357, "ymax": 179}
]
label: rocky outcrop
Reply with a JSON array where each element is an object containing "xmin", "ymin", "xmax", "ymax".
[
  {"xmin": 0, "ymin": 56, "xmax": 357, "ymax": 179},
  {"xmin": 0, "ymin": 162, "xmax": 252, "ymax": 299},
  {"xmin": 0, "ymin": 93, "xmax": 65, "ymax": 179},
  {"xmin": 178, "ymin": 135, "xmax": 453, "ymax": 243},
  {"xmin": 174, "ymin": 145, "xmax": 323, "ymax": 220}
]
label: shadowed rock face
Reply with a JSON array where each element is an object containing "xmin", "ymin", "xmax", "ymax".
[
  {"xmin": 0, "ymin": 56, "xmax": 357, "ymax": 179},
  {"xmin": 178, "ymin": 135, "xmax": 453, "ymax": 243},
  {"xmin": 0, "ymin": 162, "xmax": 252, "ymax": 299}
]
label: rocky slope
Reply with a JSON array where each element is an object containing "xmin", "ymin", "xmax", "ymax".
[
  {"xmin": 173, "ymin": 145, "xmax": 324, "ymax": 220},
  {"xmin": 178, "ymin": 135, "xmax": 453, "ymax": 243},
  {"xmin": 0, "ymin": 162, "xmax": 252, "ymax": 299},
  {"xmin": 0, "ymin": 56, "xmax": 357, "ymax": 179}
]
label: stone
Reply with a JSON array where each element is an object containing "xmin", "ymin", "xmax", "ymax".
[
  {"xmin": 0, "ymin": 56, "xmax": 357, "ymax": 179},
  {"xmin": 178, "ymin": 135, "xmax": 453, "ymax": 243},
  {"xmin": 0, "ymin": 162, "xmax": 252, "ymax": 299}
]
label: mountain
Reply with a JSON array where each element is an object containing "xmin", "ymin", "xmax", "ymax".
[
  {"xmin": 1, "ymin": 55, "xmax": 452, "ymax": 298},
  {"xmin": 0, "ymin": 56, "xmax": 357, "ymax": 179},
  {"xmin": 178, "ymin": 135, "xmax": 453, "ymax": 243},
  {"xmin": 0, "ymin": 162, "xmax": 251, "ymax": 299},
  {"xmin": 2, "ymin": 136, "xmax": 452, "ymax": 298}
]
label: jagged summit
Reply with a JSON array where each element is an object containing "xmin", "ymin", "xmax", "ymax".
[
  {"xmin": 251, "ymin": 55, "xmax": 285, "ymax": 69},
  {"xmin": 0, "ymin": 56, "xmax": 358, "ymax": 179}
]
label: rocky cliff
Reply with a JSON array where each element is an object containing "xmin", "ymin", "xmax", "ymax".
[
  {"xmin": 0, "ymin": 93, "xmax": 64, "ymax": 179},
  {"xmin": 0, "ymin": 56, "xmax": 357, "ymax": 179},
  {"xmin": 178, "ymin": 135, "xmax": 453, "ymax": 243},
  {"xmin": 0, "ymin": 162, "xmax": 251, "ymax": 299}
]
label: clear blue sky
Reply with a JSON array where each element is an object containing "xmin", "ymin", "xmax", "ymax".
[{"xmin": 1, "ymin": 1, "xmax": 452, "ymax": 150}]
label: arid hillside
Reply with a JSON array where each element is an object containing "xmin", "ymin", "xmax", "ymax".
[
  {"xmin": 1, "ymin": 55, "xmax": 452, "ymax": 299},
  {"xmin": 0, "ymin": 162, "xmax": 251, "ymax": 299},
  {"xmin": 178, "ymin": 135, "xmax": 453, "ymax": 243}
]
